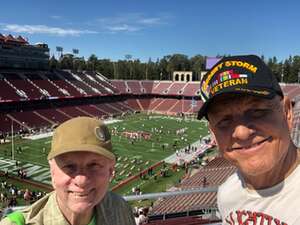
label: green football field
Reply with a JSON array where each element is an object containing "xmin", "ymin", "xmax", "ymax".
[{"xmin": 0, "ymin": 113, "xmax": 209, "ymax": 195}]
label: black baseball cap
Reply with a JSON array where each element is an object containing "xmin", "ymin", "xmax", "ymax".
[{"xmin": 197, "ymin": 55, "xmax": 283, "ymax": 120}]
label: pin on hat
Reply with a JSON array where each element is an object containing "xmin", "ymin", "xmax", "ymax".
[
  {"xmin": 47, "ymin": 116, "xmax": 115, "ymax": 161},
  {"xmin": 197, "ymin": 55, "xmax": 283, "ymax": 120}
]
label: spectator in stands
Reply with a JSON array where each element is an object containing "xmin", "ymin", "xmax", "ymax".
[
  {"xmin": 0, "ymin": 117, "xmax": 135, "ymax": 225},
  {"xmin": 4, "ymin": 170, "xmax": 8, "ymax": 179},
  {"xmin": 133, "ymin": 211, "xmax": 139, "ymax": 225},
  {"xmin": 137, "ymin": 208, "xmax": 148, "ymax": 225},
  {"xmin": 23, "ymin": 189, "xmax": 31, "ymax": 204},
  {"xmin": 198, "ymin": 55, "xmax": 300, "ymax": 223}
]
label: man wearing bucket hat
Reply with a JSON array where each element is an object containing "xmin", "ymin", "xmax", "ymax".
[
  {"xmin": 198, "ymin": 55, "xmax": 300, "ymax": 223},
  {"xmin": 0, "ymin": 117, "xmax": 135, "ymax": 225}
]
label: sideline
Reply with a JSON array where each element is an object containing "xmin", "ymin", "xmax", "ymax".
[
  {"xmin": 23, "ymin": 119, "xmax": 123, "ymax": 140},
  {"xmin": 163, "ymin": 135, "xmax": 212, "ymax": 165}
]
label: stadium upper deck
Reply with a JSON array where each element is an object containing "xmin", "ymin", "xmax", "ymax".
[{"xmin": 0, "ymin": 34, "xmax": 49, "ymax": 70}]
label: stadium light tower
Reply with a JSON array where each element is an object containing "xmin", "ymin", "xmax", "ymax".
[
  {"xmin": 56, "ymin": 46, "xmax": 63, "ymax": 59},
  {"xmin": 72, "ymin": 48, "xmax": 79, "ymax": 56}
]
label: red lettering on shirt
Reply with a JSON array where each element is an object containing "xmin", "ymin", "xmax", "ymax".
[{"xmin": 224, "ymin": 210, "xmax": 288, "ymax": 225}]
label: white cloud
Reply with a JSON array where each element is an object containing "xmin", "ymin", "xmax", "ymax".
[
  {"xmin": 138, "ymin": 18, "xmax": 162, "ymax": 25},
  {"xmin": 95, "ymin": 13, "xmax": 169, "ymax": 33},
  {"xmin": 50, "ymin": 15, "xmax": 62, "ymax": 20},
  {"xmin": 106, "ymin": 24, "xmax": 140, "ymax": 32},
  {"xmin": 1, "ymin": 24, "xmax": 98, "ymax": 36}
]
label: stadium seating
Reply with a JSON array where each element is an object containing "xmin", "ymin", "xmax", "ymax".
[
  {"xmin": 57, "ymin": 70, "xmax": 95, "ymax": 95},
  {"xmin": 112, "ymin": 101, "xmax": 135, "ymax": 112},
  {"xmin": 0, "ymin": 77, "xmax": 22, "ymax": 101},
  {"xmin": 181, "ymin": 83, "xmax": 200, "ymax": 97},
  {"xmin": 138, "ymin": 98, "xmax": 152, "ymax": 110},
  {"xmin": 44, "ymin": 71, "xmax": 82, "ymax": 96},
  {"xmin": 56, "ymin": 106, "xmax": 91, "ymax": 117},
  {"xmin": 127, "ymin": 80, "xmax": 143, "ymax": 94},
  {"xmin": 2, "ymin": 72, "xmax": 42, "ymax": 99},
  {"xmin": 8, "ymin": 111, "xmax": 51, "ymax": 129},
  {"xmin": 75, "ymin": 105, "xmax": 107, "ymax": 117},
  {"xmin": 152, "ymin": 81, "xmax": 172, "ymax": 95},
  {"xmin": 150, "ymin": 99, "xmax": 179, "ymax": 114},
  {"xmin": 111, "ymin": 80, "xmax": 129, "ymax": 93},
  {"xmin": 126, "ymin": 99, "xmax": 142, "ymax": 111},
  {"xmin": 0, "ymin": 114, "xmax": 21, "ymax": 133},
  {"xmin": 165, "ymin": 83, "xmax": 185, "ymax": 95},
  {"xmin": 280, "ymin": 83, "xmax": 300, "ymax": 100},
  {"xmin": 148, "ymin": 98, "xmax": 164, "ymax": 111},
  {"xmin": 33, "ymin": 108, "xmax": 71, "ymax": 124},
  {"xmin": 141, "ymin": 80, "xmax": 156, "ymax": 94},
  {"xmin": 24, "ymin": 72, "xmax": 65, "ymax": 97},
  {"xmin": 92, "ymin": 72, "xmax": 120, "ymax": 94},
  {"xmin": 147, "ymin": 216, "xmax": 212, "ymax": 225},
  {"xmin": 149, "ymin": 157, "xmax": 236, "ymax": 217}
]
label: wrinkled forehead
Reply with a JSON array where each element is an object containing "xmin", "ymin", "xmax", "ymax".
[{"xmin": 207, "ymin": 93, "xmax": 280, "ymax": 116}]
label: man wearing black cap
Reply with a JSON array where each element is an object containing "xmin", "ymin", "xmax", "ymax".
[{"xmin": 198, "ymin": 55, "xmax": 300, "ymax": 224}]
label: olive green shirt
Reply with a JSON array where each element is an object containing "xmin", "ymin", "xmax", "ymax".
[{"xmin": 0, "ymin": 191, "xmax": 135, "ymax": 225}]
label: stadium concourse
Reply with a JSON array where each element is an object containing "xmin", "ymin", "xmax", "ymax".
[{"xmin": 1, "ymin": 69, "xmax": 300, "ymax": 224}]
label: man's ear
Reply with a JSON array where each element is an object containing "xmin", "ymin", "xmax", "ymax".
[
  {"xmin": 48, "ymin": 160, "xmax": 56, "ymax": 189},
  {"xmin": 208, "ymin": 125, "xmax": 217, "ymax": 145},
  {"xmin": 283, "ymin": 96, "xmax": 293, "ymax": 132}
]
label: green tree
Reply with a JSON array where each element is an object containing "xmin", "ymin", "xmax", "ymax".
[
  {"xmin": 283, "ymin": 57, "xmax": 292, "ymax": 83},
  {"xmin": 97, "ymin": 59, "xmax": 114, "ymax": 79},
  {"xmin": 291, "ymin": 56, "xmax": 300, "ymax": 83},
  {"xmin": 60, "ymin": 55, "xmax": 73, "ymax": 70},
  {"xmin": 159, "ymin": 56, "xmax": 170, "ymax": 80},
  {"xmin": 86, "ymin": 54, "xmax": 98, "ymax": 71},
  {"xmin": 117, "ymin": 60, "xmax": 130, "ymax": 79},
  {"xmin": 49, "ymin": 56, "xmax": 58, "ymax": 69},
  {"xmin": 267, "ymin": 56, "xmax": 282, "ymax": 82},
  {"xmin": 190, "ymin": 55, "xmax": 205, "ymax": 81},
  {"xmin": 73, "ymin": 57, "xmax": 86, "ymax": 71}
]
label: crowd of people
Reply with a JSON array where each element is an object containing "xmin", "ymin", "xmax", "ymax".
[{"xmin": 0, "ymin": 178, "xmax": 46, "ymax": 218}]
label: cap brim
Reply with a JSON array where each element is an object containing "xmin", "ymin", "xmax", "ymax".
[
  {"xmin": 197, "ymin": 100, "xmax": 211, "ymax": 120},
  {"xmin": 197, "ymin": 88, "xmax": 278, "ymax": 120},
  {"xmin": 47, "ymin": 144, "xmax": 116, "ymax": 161}
]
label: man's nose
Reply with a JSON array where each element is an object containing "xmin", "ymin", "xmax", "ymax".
[
  {"xmin": 74, "ymin": 171, "xmax": 90, "ymax": 187},
  {"xmin": 232, "ymin": 123, "xmax": 256, "ymax": 140}
]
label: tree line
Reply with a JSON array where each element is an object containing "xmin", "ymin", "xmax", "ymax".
[{"xmin": 49, "ymin": 53, "xmax": 300, "ymax": 83}]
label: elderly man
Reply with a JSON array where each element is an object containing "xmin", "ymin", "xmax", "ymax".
[
  {"xmin": 198, "ymin": 55, "xmax": 300, "ymax": 224},
  {"xmin": 1, "ymin": 117, "xmax": 135, "ymax": 225}
]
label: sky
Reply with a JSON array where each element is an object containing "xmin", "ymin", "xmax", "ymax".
[{"xmin": 1, "ymin": 0, "xmax": 300, "ymax": 62}]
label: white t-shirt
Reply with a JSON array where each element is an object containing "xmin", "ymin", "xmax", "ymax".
[{"xmin": 218, "ymin": 165, "xmax": 300, "ymax": 224}]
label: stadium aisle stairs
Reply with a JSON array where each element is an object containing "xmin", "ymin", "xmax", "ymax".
[{"xmin": 137, "ymin": 99, "xmax": 144, "ymax": 111}]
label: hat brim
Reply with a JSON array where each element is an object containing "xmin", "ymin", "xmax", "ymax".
[
  {"xmin": 47, "ymin": 144, "xmax": 116, "ymax": 161},
  {"xmin": 197, "ymin": 88, "xmax": 278, "ymax": 120}
]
